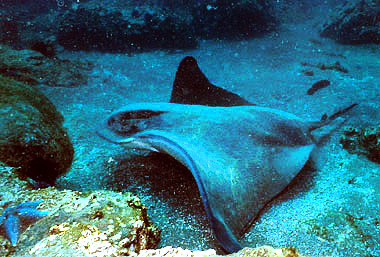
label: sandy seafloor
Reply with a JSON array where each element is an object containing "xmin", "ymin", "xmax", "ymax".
[{"xmin": 35, "ymin": 21, "xmax": 380, "ymax": 257}]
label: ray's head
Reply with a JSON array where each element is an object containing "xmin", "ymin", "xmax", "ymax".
[{"xmin": 97, "ymin": 109, "xmax": 166, "ymax": 144}]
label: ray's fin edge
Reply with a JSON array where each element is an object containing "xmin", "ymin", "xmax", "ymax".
[{"xmin": 133, "ymin": 133, "xmax": 243, "ymax": 253}]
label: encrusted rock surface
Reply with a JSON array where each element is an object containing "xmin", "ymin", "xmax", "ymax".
[
  {"xmin": 57, "ymin": 2, "xmax": 197, "ymax": 53},
  {"xmin": 0, "ymin": 44, "xmax": 92, "ymax": 87},
  {"xmin": 138, "ymin": 246, "xmax": 216, "ymax": 257},
  {"xmin": 137, "ymin": 245, "xmax": 307, "ymax": 257},
  {"xmin": 0, "ymin": 1, "xmax": 275, "ymax": 53},
  {"xmin": 190, "ymin": 0, "xmax": 275, "ymax": 40},
  {"xmin": 0, "ymin": 164, "xmax": 312, "ymax": 257},
  {"xmin": 320, "ymin": 0, "xmax": 380, "ymax": 44},
  {"xmin": 0, "ymin": 164, "xmax": 161, "ymax": 257},
  {"xmin": 0, "ymin": 73, "xmax": 73, "ymax": 184},
  {"xmin": 340, "ymin": 125, "xmax": 380, "ymax": 163}
]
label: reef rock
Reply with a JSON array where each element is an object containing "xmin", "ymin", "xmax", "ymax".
[
  {"xmin": 0, "ymin": 164, "xmax": 161, "ymax": 257},
  {"xmin": 0, "ymin": 44, "xmax": 91, "ymax": 87},
  {"xmin": 56, "ymin": 0, "xmax": 275, "ymax": 52},
  {"xmin": 137, "ymin": 245, "xmax": 307, "ymax": 257},
  {"xmin": 0, "ymin": 164, "xmax": 310, "ymax": 256},
  {"xmin": 189, "ymin": 0, "xmax": 275, "ymax": 40},
  {"xmin": 57, "ymin": 1, "xmax": 197, "ymax": 53},
  {"xmin": 0, "ymin": 1, "xmax": 275, "ymax": 53},
  {"xmin": 340, "ymin": 125, "xmax": 380, "ymax": 163},
  {"xmin": 320, "ymin": 0, "xmax": 380, "ymax": 44},
  {"xmin": 0, "ymin": 75, "xmax": 73, "ymax": 184},
  {"xmin": 225, "ymin": 246, "xmax": 306, "ymax": 257}
]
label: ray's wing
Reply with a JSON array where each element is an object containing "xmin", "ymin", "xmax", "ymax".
[{"xmin": 97, "ymin": 103, "xmax": 315, "ymax": 253}]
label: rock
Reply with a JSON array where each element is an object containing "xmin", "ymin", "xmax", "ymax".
[
  {"xmin": 0, "ymin": 164, "xmax": 161, "ymax": 257},
  {"xmin": 190, "ymin": 0, "xmax": 276, "ymax": 40},
  {"xmin": 300, "ymin": 70, "xmax": 314, "ymax": 76},
  {"xmin": 340, "ymin": 125, "xmax": 380, "ymax": 163},
  {"xmin": 57, "ymin": 2, "xmax": 197, "ymax": 53},
  {"xmin": 300, "ymin": 61, "xmax": 348, "ymax": 74},
  {"xmin": 0, "ymin": 44, "xmax": 92, "ymax": 87},
  {"xmin": 138, "ymin": 246, "xmax": 216, "ymax": 257},
  {"xmin": 0, "ymin": 18, "xmax": 20, "ymax": 47},
  {"xmin": 320, "ymin": 0, "xmax": 380, "ymax": 44},
  {"xmin": 30, "ymin": 41, "xmax": 56, "ymax": 58},
  {"xmin": 225, "ymin": 246, "xmax": 306, "ymax": 257},
  {"xmin": 0, "ymin": 75, "xmax": 73, "ymax": 184},
  {"xmin": 0, "ymin": 0, "xmax": 58, "ymax": 49},
  {"xmin": 137, "ymin": 245, "xmax": 307, "ymax": 257},
  {"xmin": 0, "ymin": 1, "xmax": 276, "ymax": 53}
]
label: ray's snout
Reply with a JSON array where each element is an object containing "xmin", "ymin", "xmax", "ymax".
[{"xmin": 97, "ymin": 109, "xmax": 166, "ymax": 144}]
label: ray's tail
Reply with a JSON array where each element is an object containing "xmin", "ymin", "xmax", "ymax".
[{"xmin": 309, "ymin": 103, "xmax": 358, "ymax": 132}]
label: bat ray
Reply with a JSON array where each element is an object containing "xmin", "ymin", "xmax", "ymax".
[
  {"xmin": 170, "ymin": 56, "xmax": 253, "ymax": 106},
  {"xmin": 97, "ymin": 101, "xmax": 357, "ymax": 253}
]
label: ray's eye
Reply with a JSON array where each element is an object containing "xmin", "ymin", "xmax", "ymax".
[
  {"xmin": 108, "ymin": 110, "xmax": 166, "ymax": 136},
  {"xmin": 126, "ymin": 123, "xmax": 142, "ymax": 134},
  {"xmin": 113, "ymin": 119, "xmax": 146, "ymax": 136}
]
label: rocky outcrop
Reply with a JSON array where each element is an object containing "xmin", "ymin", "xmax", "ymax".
[
  {"xmin": 0, "ymin": 74, "xmax": 73, "ymax": 185},
  {"xmin": 190, "ymin": 0, "xmax": 275, "ymax": 40},
  {"xmin": 137, "ymin": 245, "xmax": 307, "ymax": 257},
  {"xmin": 57, "ymin": 0, "xmax": 275, "ymax": 52},
  {"xmin": 320, "ymin": 0, "xmax": 380, "ymax": 44},
  {"xmin": 0, "ymin": 165, "xmax": 307, "ymax": 257},
  {"xmin": 0, "ymin": 45, "xmax": 92, "ymax": 87},
  {"xmin": 0, "ymin": 164, "xmax": 161, "ymax": 256},
  {"xmin": 57, "ymin": 3, "xmax": 197, "ymax": 53},
  {"xmin": 0, "ymin": 0, "xmax": 276, "ymax": 53},
  {"xmin": 340, "ymin": 125, "xmax": 380, "ymax": 163}
]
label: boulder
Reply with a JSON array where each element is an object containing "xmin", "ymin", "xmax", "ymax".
[
  {"xmin": 57, "ymin": 2, "xmax": 197, "ymax": 53},
  {"xmin": 340, "ymin": 125, "xmax": 380, "ymax": 163},
  {"xmin": 0, "ymin": 0, "xmax": 276, "ymax": 53},
  {"xmin": 320, "ymin": 0, "xmax": 380, "ymax": 44},
  {"xmin": 0, "ymin": 164, "xmax": 161, "ymax": 256},
  {"xmin": 190, "ymin": 0, "xmax": 275, "ymax": 40},
  {"xmin": 0, "ymin": 75, "xmax": 73, "ymax": 184},
  {"xmin": 137, "ymin": 245, "xmax": 307, "ymax": 257},
  {"xmin": 0, "ymin": 44, "xmax": 91, "ymax": 87}
]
